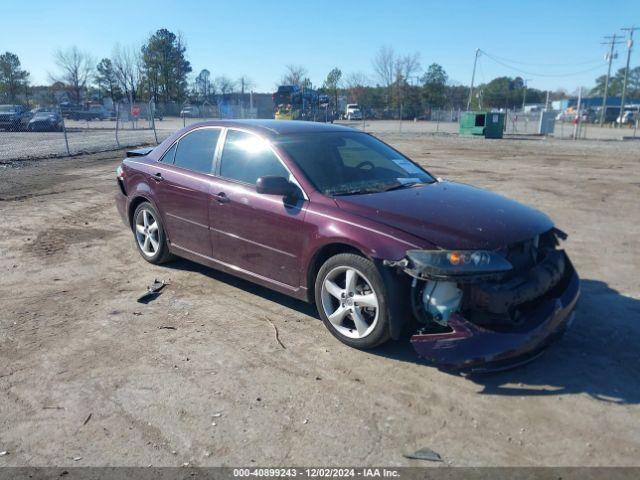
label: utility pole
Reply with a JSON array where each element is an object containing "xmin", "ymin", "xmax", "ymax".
[
  {"xmin": 522, "ymin": 78, "xmax": 531, "ymax": 111},
  {"xmin": 599, "ymin": 34, "xmax": 623, "ymax": 126},
  {"xmin": 545, "ymin": 90, "xmax": 550, "ymax": 110},
  {"xmin": 620, "ymin": 27, "xmax": 638, "ymax": 128},
  {"xmin": 467, "ymin": 49, "xmax": 481, "ymax": 111},
  {"xmin": 574, "ymin": 87, "xmax": 583, "ymax": 140}
]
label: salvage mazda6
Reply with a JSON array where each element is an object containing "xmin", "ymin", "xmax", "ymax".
[{"xmin": 115, "ymin": 120, "xmax": 579, "ymax": 372}]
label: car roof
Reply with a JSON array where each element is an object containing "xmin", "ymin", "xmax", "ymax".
[{"xmin": 186, "ymin": 119, "xmax": 356, "ymax": 137}]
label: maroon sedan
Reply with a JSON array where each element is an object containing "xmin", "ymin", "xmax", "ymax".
[{"xmin": 115, "ymin": 120, "xmax": 579, "ymax": 372}]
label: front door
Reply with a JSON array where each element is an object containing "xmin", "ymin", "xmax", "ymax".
[{"xmin": 208, "ymin": 129, "xmax": 308, "ymax": 288}]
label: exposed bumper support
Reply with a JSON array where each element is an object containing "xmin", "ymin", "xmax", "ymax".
[{"xmin": 410, "ymin": 254, "xmax": 580, "ymax": 372}]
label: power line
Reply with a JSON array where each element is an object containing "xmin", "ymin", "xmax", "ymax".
[
  {"xmin": 480, "ymin": 50, "xmax": 606, "ymax": 78},
  {"xmin": 479, "ymin": 50, "xmax": 603, "ymax": 67}
]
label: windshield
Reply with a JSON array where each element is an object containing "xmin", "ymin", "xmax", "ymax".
[{"xmin": 276, "ymin": 132, "xmax": 435, "ymax": 196}]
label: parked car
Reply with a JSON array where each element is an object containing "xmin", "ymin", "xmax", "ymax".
[
  {"xmin": 27, "ymin": 111, "xmax": 64, "ymax": 131},
  {"xmin": 616, "ymin": 110, "xmax": 637, "ymax": 125},
  {"xmin": 180, "ymin": 106, "xmax": 200, "ymax": 118},
  {"xmin": 59, "ymin": 102, "xmax": 81, "ymax": 118},
  {"xmin": 115, "ymin": 120, "xmax": 579, "ymax": 372},
  {"xmin": 69, "ymin": 105, "xmax": 110, "ymax": 121},
  {"xmin": 345, "ymin": 104, "xmax": 363, "ymax": 120},
  {"xmin": 555, "ymin": 111, "xmax": 576, "ymax": 122},
  {"xmin": 0, "ymin": 104, "xmax": 31, "ymax": 131}
]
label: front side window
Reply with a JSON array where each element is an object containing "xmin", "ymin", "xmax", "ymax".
[
  {"xmin": 219, "ymin": 130, "xmax": 289, "ymax": 185},
  {"xmin": 276, "ymin": 132, "xmax": 434, "ymax": 196},
  {"xmin": 173, "ymin": 128, "xmax": 220, "ymax": 173}
]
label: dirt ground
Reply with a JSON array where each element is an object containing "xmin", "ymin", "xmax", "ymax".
[{"xmin": 0, "ymin": 129, "xmax": 639, "ymax": 467}]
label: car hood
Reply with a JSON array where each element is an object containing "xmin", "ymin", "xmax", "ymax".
[{"xmin": 334, "ymin": 181, "xmax": 553, "ymax": 250}]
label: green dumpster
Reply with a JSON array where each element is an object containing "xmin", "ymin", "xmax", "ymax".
[{"xmin": 459, "ymin": 111, "xmax": 504, "ymax": 139}]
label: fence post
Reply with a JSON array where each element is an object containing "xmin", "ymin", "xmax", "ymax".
[
  {"xmin": 150, "ymin": 100, "xmax": 158, "ymax": 144},
  {"xmin": 59, "ymin": 104, "xmax": 71, "ymax": 156},
  {"xmin": 115, "ymin": 103, "xmax": 121, "ymax": 148}
]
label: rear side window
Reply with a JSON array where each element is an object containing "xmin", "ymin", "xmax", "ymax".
[
  {"xmin": 173, "ymin": 128, "xmax": 220, "ymax": 173},
  {"xmin": 219, "ymin": 130, "xmax": 289, "ymax": 185}
]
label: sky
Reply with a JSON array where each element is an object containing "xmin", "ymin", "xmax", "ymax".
[{"xmin": 3, "ymin": 0, "xmax": 639, "ymax": 93}]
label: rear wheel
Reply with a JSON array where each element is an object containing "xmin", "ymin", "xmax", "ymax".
[
  {"xmin": 315, "ymin": 253, "xmax": 390, "ymax": 349},
  {"xmin": 132, "ymin": 202, "xmax": 173, "ymax": 264}
]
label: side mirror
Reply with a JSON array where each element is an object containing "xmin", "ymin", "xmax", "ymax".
[{"xmin": 256, "ymin": 176, "xmax": 297, "ymax": 197}]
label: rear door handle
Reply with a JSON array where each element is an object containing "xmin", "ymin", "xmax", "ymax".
[
  {"xmin": 152, "ymin": 172, "xmax": 164, "ymax": 182},
  {"xmin": 211, "ymin": 192, "xmax": 230, "ymax": 204}
]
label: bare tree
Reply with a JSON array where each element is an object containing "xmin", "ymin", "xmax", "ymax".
[
  {"xmin": 372, "ymin": 46, "xmax": 395, "ymax": 106},
  {"xmin": 215, "ymin": 76, "xmax": 236, "ymax": 97},
  {"xmin": 51, "ymin": 46, "xmax": 94, "ymax": 104},
  {"xmin": 195, "ymin": 69, "xmax": 212, "ymax": 100},
  {"xmin": 395, "ymin": 53, "xmax": 421, "ymax": 84},
  {"xmin": 372, "ymin": 46, "xmax": 394, "ymax": 87},
  {"xmin": 112, "ymin": 44, "xmax": 141, "ymax": 104},
  {"xmin": 344, "ymin": 72, "xmax": 369, "ymax": 104},
  {"xmin": 344, "ymin": 72, "xmax": 369, "ymax": 89},
  {"xmin": 238, "ymin": 75, "xmax": 255, "ymax": 95},
  {"xmin": 280, "ymin": 65, "xmax": 308, "ymax": 86},
  {"xmin": 393, "ymin": 53, "xmax": 421, "ymax": 115}
]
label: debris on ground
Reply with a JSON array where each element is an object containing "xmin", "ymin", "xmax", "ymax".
[
  {"xmin": 261, "ymin": 316, "xmax": 285, "ymax": 349},
  {"xmin": 403, "ymin": 447, "xmax": 443, "ymax": 462},
  {"xmin": 73, "ymin": 456, "xmax": 82, "ymax": 461},
  {"xmin": 0, "ymin": 451, "xmax": 8, "ymax": 456},
  {"xmin": 212, "ymin": 413, "xmax": 222, "ymax": 418},
  {"xmin": 158, "ymin": 325, "xmax": 177, "ymax": 330},
  {"xmin": 82, "ymin": 413, "xmax": 92, "ymax": 426},
  {"xmin": 137, "ymin": 279, "xmax": 169, "ymax": 304}
]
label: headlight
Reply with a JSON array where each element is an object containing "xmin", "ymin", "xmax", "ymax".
[{"xmin": 405, "ymin": 249, "xmax": 512, "ymax": 278}]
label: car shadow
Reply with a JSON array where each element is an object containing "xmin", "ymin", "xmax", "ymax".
[
  {"xmin": 375, "ymin": 278, "xmax": 640, "ymax": 405},
  {"xmin": 160, "ymin": 260, "xmax": 640, "ymax": 405},
  {"xmin": 163, "ymin": 257, "xmax": 318, "ymax": 318}
]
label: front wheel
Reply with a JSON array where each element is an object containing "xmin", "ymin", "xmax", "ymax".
[
  {"xmin": 315, "ymin": 253, "xmax": 391, "ymax": 349},
  {"xmin": 132, "ymin": 202, "xmax": 173, "ymax": 264}
]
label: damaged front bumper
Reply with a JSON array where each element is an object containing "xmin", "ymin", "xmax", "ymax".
[
  {"xmin": 394, "ymin": 244, "xmax": 580, "ymax": 372},
  {"xmin": 409, "ymin": 253, "xmax": 579, "ymax": 372}
]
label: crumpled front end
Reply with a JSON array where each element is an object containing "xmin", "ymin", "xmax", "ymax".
[{"xmin": 388, "ymin": 228, "xmax": 580, "ymax": 372}]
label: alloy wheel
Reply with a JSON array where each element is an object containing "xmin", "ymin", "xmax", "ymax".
[
  {"xmin": 135, "ymin": 208, "xmax": 160, "ymax": 258},
  {"xmin": 320, "ymin": 266, "xmax": 380, "ymax": 339}
]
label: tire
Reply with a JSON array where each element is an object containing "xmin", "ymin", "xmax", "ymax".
[
  {"xmin": 132, "ymin": 202, "xmax": 173, "ymax": 264},
  {"xmin": 315, "ymin": 253, "xmax": 391, "ymax": 349}
]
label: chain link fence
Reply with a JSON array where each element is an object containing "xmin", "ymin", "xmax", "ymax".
[
  {"xmin": 0, "ymin": 97, "xmax": 275, "ymax": 162},
  {"xmin": 0, "ymin": 101, "xmax": 158, "ymax": 162},
  {"xmin": 4, "ymin": 99, "xmax": 640, "ymax": 163}
]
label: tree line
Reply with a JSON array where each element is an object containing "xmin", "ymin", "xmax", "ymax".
[{"xmin": 1, "ymin": 33, "xmax": 639, "ymax": 116}]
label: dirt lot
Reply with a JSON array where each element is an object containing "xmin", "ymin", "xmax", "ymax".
[{"xmin": 0, "ymin": 129, "xmax": 639, "ymax": 467}]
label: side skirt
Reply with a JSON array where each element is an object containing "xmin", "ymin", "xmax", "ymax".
[{"xmin": 170, "ymin": 243, "xmax": 309, "ymax": 302}]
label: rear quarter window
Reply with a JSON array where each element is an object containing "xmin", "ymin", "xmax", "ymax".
[{"xmin": 160, "ymin": 143, "xmax": 177, "ymax": 163}]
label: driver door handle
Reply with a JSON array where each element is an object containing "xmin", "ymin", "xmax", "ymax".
[
  {"xmin": 152, "ymin": 172, "xmax": 164, "ymax": 182},
  {"xmin": 211, "ymin": 191, "xmax": 230, "ymax": 204}
]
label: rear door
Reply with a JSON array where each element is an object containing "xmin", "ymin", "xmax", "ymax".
[
  {"xmin": 208, "ymin": 128, "xmax": 308, "ymax": 288},
  {"xmin": 150, "ymin": 127, "xmax": 221, "ymax": 257}
]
